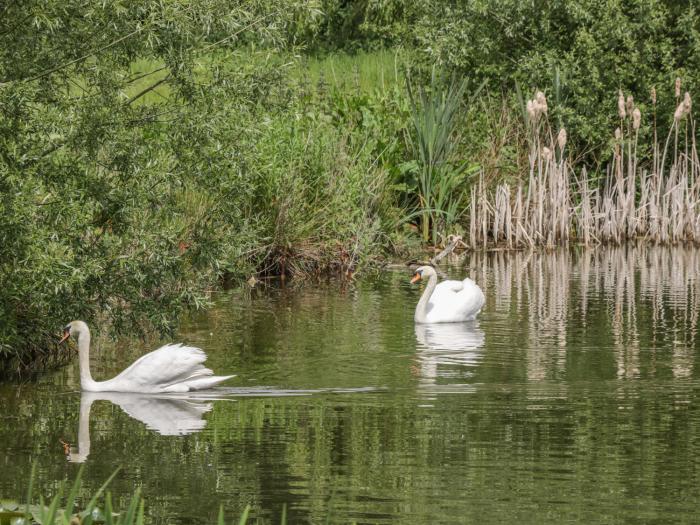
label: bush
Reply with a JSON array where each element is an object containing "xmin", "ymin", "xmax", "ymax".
[
  {"xmin": 0, "ymin": 2, "xmax": 414, "ymax": 373},
  {"xmin": 412, "ymin": 0, "xmax": 700, "ymax": 165}
]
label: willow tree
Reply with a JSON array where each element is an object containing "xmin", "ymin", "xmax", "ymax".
[{"xmin": 0, "ymin": 1, "xmax": 301, "ymax": 373}]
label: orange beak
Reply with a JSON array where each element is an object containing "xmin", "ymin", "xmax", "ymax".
[
  {"xmin": 59, "ymin": 330, "xmax": 70, "ymax": 344},
  {"xmin": 410, "ymin": 274, "xmax": 421, "ymax": 284}
]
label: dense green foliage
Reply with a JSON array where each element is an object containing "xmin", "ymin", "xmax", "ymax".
[
  {"xmin": 294, "ymin": 1, "xmax": 700, "ymax": 163},
  {"xmin": 410, "ymin": 0, "xmax": 700, "ymax": 163},
  {"xmin": 3, "ymin": 0, "xmax": 700, "ymax": 370},
  {"xmin": 285, "ymin": 0, "xmax": 422, "ymax": 51},
  {"xmin": 0, "ymin": 1, "xmax": 408, "ymax": 372}
]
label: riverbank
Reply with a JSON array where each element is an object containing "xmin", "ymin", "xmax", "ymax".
[{"xmin": 4, "ymin": 2, "xmax": 700, "ymax": 374}]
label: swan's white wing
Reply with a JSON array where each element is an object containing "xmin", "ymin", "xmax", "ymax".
[
  {"xmin": 432, "ymin": 279, "xmax": 465, "ymax": 297},
  {"xmin": 110, "ymin": 343, "xmax": 213, "ymax": 390},
  {"xmin": 426, "ymin": 278, "xmax": 485, "ymax": 323}
]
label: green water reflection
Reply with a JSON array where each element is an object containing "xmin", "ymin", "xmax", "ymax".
[{"xmin": 2, "ymin": 246, "xmax": 700, "ymax": 523}]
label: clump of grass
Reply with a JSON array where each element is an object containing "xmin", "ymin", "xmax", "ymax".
[
  {"xmin": 2, "ymin": 465, "xmax": 143, "ymax": 525},
  {"xmin": 7, "ymin": 467, "xmax": 294, "ymax": 524},
  {"xmin": 406, "ymin": 69, "xmax": 482, "ymax": 244}
]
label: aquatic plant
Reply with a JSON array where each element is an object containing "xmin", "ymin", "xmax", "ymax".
[
  {"xmin": 0, "ymin": 465, "xmax": 144, "ymax": 525},
  {"xmin": 406, "ymin": 69, "xmax": 481, "ymax": 244},
  {"xmin": 467, "ymin": 82, "xmax": 700, "ymax": 247},
  {"xmin": 3, "ymin": 466, "xmax": 294, "ymax": 524}
]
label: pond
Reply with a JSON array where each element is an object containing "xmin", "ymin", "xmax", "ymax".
[{"xmin": 2, "ymin": 246, "xmax": 700, "ymax": 524}]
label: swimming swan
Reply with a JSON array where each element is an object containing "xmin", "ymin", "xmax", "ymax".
[
  {"xmin": 411, "ymin": 266, "xmax": 485, "ymax": 323},
  {"xmin": 59, "ymin": 320, "xmax": 234, "ymax": 393}
]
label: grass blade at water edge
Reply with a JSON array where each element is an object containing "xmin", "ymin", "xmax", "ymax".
[
  {"xmin": 62, "ymin": 464, "xmax": 84, "ymax": 523},
  {"xmin": 237, "ymin": 504, "xmax": 250, "ymax": 525},
  {"xmin": 25, "ymin": 463, "xmax": 35, "ymax": 520}
]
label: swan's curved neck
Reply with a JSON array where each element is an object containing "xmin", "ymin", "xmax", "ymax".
[
  {"xmin": 415, "ymin": 271, "xmax": 438, "ymax": 323},
  {"xmin": 70, "ymin": 394, "xmax": 94, "ymax": 463},
  {"xmin": 76, "ymin": 329, "xmax": 97, "ymax": 390}
]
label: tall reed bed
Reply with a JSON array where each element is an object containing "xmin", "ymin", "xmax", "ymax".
[{"xmin": 468, "ymin": 82, "xmax": 700, "ymax": 247}]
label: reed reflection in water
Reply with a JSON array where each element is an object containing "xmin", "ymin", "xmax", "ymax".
[{"xmin": 466, "ymin": 245, "xmax": 700, "ymax": 381}]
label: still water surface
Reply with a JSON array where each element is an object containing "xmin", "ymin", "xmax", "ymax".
[{"xmin": 2, "ymin": 247, "xmax": 700, "ymax": 523}]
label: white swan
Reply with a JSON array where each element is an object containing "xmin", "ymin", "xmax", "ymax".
[
  {"xmin": 411, "ymin": 265, "xmax": 485, "ymax": 323},
  {"xmin": 59, "ymin": 320, "xmax": 234, "ymax": 393}
]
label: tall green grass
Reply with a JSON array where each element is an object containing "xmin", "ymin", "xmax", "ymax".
[
  {"xmin": 298, "ymin": 49, "xmax": 402, "ymax": 94},
  {"xmin": 2, "ymin": 467, "xmax": 298, "ymax": 525},
  {"xmin": 406, "ymin": 70, "xmax": 481, "ymax": 244}
]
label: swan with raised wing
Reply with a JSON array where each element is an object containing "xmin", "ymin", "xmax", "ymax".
[
  {"xmin": 411, "ymin": 266, "xmax": 485, "ymax": 323},
  {"xmin": 59, "ymin": 320, "xmax": 234, "ymax": 393}
]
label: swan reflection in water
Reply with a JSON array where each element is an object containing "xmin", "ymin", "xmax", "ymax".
[
  {"xmin": 62, "ymin": 391, "xmax": 213, "ymax": 463},
  {"xmin": 414, "ymin": 321, "xmax": 486, "ymax": 395}
]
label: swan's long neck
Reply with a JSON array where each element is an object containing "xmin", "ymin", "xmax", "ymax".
[
  {"xmin": 76, "ymin": 328, "xmax": 97, "ymax": 390},
  {"xmin": 69, "ymin": 394, "xmax": 93, "ymax": 463},
  {"xmin": 415, "ymin": 271, "xmax": 438, "ymax": 323}
]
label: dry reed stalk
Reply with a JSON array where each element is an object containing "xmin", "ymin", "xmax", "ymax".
[{"xmin": 467, "ymin": 83, "xmax": 700, "ymax": 248}]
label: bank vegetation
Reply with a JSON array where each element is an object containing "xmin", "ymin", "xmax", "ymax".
[{"xmin": 3, "ymin": 0, "xmax": 700, "ymax": 372}]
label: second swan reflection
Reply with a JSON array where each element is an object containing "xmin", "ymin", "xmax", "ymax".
[
  {"xmin": 63, "ymin": 392, "xmax": 213, "ymax": 463},
  {"xmin": 415, "ymin": 321, "xmax": 486, "ymax": 395}
]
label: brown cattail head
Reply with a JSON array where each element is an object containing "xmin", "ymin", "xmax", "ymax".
[
  {"xmin": 536, "ymin": 91, "xmax": 548, "ymax": 115},
  {"xmin": 674, "ymin": 102, "xmax": 685, "ymax": 121},
  {"xmin": 557, "ymin": 128, "xmax": 567, "ymax": 151},
  {"xmin": 684, "ymin": 91, "xmax": 692, "ymax": 113},
  {"xmin": 527, "ymin": 99, "xmax": 536, "ymax": 122},
  {"xmin": 618, "ymin": 90, "xmax": 626, "ymax": 119},
  {"xmin": 615, "ymin": 127, "xmax": 622, "ymax": 140},
  {"xmin": 651, "ymin": 86, "xmax": 657, "ymax": 105},
  {"xmin": 675, "ymin": 77, "xmax": 681, "ymax": 98},
  {"xmin": 632, "ymin": 108, "xmax": 641, "ymax": 130},
  {"xmin": 542, "ymin": 146, "xmax": 552, "ymax": 161},
  {"xmin": 626, "ymin": 95, "xmax": 635, "ymax": 114}
]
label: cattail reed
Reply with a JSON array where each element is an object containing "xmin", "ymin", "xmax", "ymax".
[
  {"xmin": 557, "ymin": 128, "xmax": 567, "ymax": 151},
  {"xmin": 536, "ymin": 91, "xmax": 548, "ymax": 114},
  {"xmin": 676, "ymin": 77, "xmax": 682, "ymax": 98},
  {"xmin": 468, "ymin": 85, "xmax": 700, "ymax": 248},
  {"xmin": 674, "ymin": 102, "xmax": 685, "ymax": 121},
  {"xmin": 618, "ymin": 90, "xmax": 626, "ymax": 119},
  {"xmin": 527, "ymin": 99, "xmax": 536, "ymax": 122},
  {"xmin": 632, "ymin": 108, "xmax": 641, "ymax": 130}
]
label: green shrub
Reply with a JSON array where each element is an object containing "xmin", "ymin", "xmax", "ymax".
[{"xmin": 412, "ymin": 0, "xmax": 700, "ymax": 164}]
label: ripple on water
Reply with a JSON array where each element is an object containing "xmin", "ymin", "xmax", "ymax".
[{"xmin": 2, "ymin": 247, "xmax": 700, "ymax": 523}]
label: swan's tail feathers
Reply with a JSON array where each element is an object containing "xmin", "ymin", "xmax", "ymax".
[{"xmin": 182, "ymin": 374, "xmax": 236, "ymax": 391}]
